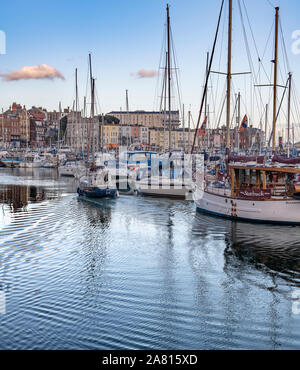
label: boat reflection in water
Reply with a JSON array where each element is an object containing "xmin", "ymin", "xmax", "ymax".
[
  {"xmin": 77, "ymin": 196, "xmax": 113, "ymax": 229},
  {"xmin": 225, "ymin": 221, "xmax": 300, "ymax": 285},
  {"xmin": 191, "ymin": 211, "xmax": 300, "ymax": 286}
]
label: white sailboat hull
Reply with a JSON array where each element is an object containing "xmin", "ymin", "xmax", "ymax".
[
  {"xmin": 19, "ymin": 161, "xmax": 44, "ymax": 168},
  {"xmin": 193, "ymin": 187, "xmax": 300, "ymax": 224},
  {"xmin": 135, "ymin": 177, "xmax": 192, "ymax": 199},
  {"xmin": 58, "ymin": 166, "xmax": 76, "ymax": 177}
]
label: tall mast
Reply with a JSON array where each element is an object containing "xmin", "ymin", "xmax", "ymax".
[
  {"xmin": 25, "ymin": 107, "xmax": 28, "ymax": 150},
  {"xmin": 182, "ymin": 104, "xmax": 184, "ymax": 151},
  {"xmin": 205, "ymin": 52, "xmax": 209, "ymax": 117},
  {"xmin": 1, "ymin": 108, "xmax": 4, "ymax": 147},
  {"xmin": 83, "ymin": 96, "xmax": 86, "ymax": 118},
  {"xmin": 163, "ymin": 51, "xmax": 168, "ymax": 152},
  {"xmin": 101, "ymin": 113, "xmax": 104, "ymax": 152},
  {"xmin": 89, "ymin": 54, "xmax": 94, "ymax": 118},
  {"xmin": 91, "ymin": 78, "xmax": 95, "ymax": 162},
  {"xmin": 126, "ymin": 89, "xmax": 129, "ymax": 118},
  {"xmin": 226, "ymin": 0, "xmax": 232, "ymax": 149},
  {"xmin": 188, "ymin": 109, "xmax": 191, "ymax": 152},
  {"xmin": 287, "ymin": 72, "xmax": 292, "ymax": 157},
  {"xmin": 75, "ymin": 68, "xmax": 78, "ymax": 153},
  {"xmin": 265, "ymin": 103, "xmax": 268, "ymax": 149},
  {"xmin": 167, "ymin": 3, "xmax": 172, "ymax": 152},
  {"xmin": 237, "ymin": 92, "xmax": 240, "ymax": 153},
  {"xmin": 58, "ymin": 102, "xmax": 61, "ymax": 151},
  {"xmin": 205, "ymin": 51, "xmax": 209, "ymax": 151},
  {"xmin": 89, "ymin": 54, "xmax": 96, "ymax": 162},
  {"xmin": 86, "ymin": 54, "xmax": 94, "ymax": 168},
  {"xmin": 207, "ymin": 104, "xmax": 210, "ymax": 150},
  {"xmin": 272, "ymin": 7, "xmax": 279, "ymax": 152},
  {"xmin": 126, "ymin": 89, "xmax": 129, "ymax": 147},
  {"xmin": 75, "ymin": 68, "xmax": 78, "ymax": 113}
]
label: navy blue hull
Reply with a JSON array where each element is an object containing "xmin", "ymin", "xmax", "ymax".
[{"xmin": 77, "ymin": 187, "xmax": 117, "ymax": 199}]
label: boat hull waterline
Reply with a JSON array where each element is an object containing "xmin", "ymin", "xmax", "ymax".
[
  {"xmin": 77, "ymin": 187, "xmax": 118, "ymax": 199},
  {"xmin": 193, "ymin": 188, "xmax": 300, "ymax": 225}
]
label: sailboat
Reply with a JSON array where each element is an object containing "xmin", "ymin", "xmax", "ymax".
[
  {"xmin": 133, "ymin": 150, "xmax": 193, "ymax": 198},
  {"xmin": 192, "ymin": 1, "xmax": 300, "ymax": 224},
  {"xmin": 134, "ymin": 4, "xmax": 192, "ymax": 199},
  {"xmin": 77, "ymin": 54, "xmax": 118, "ymax": 199}
]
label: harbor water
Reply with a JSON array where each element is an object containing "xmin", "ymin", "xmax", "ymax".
[{"xmin": 0, "ymin": 168, "xmax": 300, "ymax": 349}]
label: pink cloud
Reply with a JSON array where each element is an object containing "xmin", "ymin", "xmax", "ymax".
[
  {"xmin": 131, "ymin": 69, "xmax": 158, "ymax": 78},
  {"xmin": 1, "ymin": 64, "xmax": 65, "ymax": 81}
]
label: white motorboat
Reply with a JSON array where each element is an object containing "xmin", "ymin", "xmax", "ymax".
[
  {"xmin": 19, "ymin": 153, "xmax": 45, "ymax": 168},
  {"xmin": 58, "ymin": 160, "xmax": 79, "ymax": 177}
]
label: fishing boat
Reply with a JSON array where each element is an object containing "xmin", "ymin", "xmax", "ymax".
[{"xmin": 192, "ymin": 1, "xmax": 300, "ymax": 224}]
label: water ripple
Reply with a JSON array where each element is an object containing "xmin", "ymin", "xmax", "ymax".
[{"xmin": 0, "ymin": 168, "xmax": 300, "ymax": 349}]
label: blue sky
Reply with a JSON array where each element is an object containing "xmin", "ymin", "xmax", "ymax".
[{"xmin": 1, "ymin": 0, "xmax": 300, "ymax": 135}]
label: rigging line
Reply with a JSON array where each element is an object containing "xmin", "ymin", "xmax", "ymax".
[
  {"xmin": 279, "ymin": 19, "xmax": 291, "ymax": 74},
  {"xmin": 230, "ymin": 91, "xmax": 238, "ymax": 129},
  {"xmin": 266, "ymin": 0, "xmax": 276, "ymax": 8},
  {"xmin": 170, "ymin": 26, "xmax": 183, "ymax": 120},
  {"xmin": 208, "ymin": 74, "xmax": 217, "ymax": 128},
  {"xmin": 268, "ymin": 75, "xmax": 289, "ymax": 145},
  {"xmin": 238, "ymin": 0, "xmax": 259, "ymax": 114},
  {"xmin": 207, "ymin": 2, "xmax": 226, "ymax": 130},
  {"xmin": 216, "ymin": 93, "xmax": 226, "ymax": 129},
  {"xmin": 214, "ymin": 1, "xmax": 226, "ymax": 122},
  {"xmin": 94, "ymin": 85, "xmax": 102, "ymax": 116},
  {"xmin": 190, "ymin": 112, "xmax": 195, "ymax": 130},
  {"xmin": 241, "ymin": 0, "xmax": 261, "ymax": 60},
  {"xmin": 239, "ymin": 89, "xmax": 252, "ymax": 125},
  {"xmin": 84, "ymin": 55, "xmax": 90, "ymax": 115},
  {"xmin": 191, "ymin": 0, "xmax": 225, "ymax": 154},
  {"xmin": 291, "ymin": 84, "xmax": 300, "ymax": 136},
  {"xmin": 154, "ymin": 23, "xmax": 167, "ymax": 111},
  {"xmin": 260, "ymin": 19, "xmax": 275, "ymax": 84},
  {"xmin": 292, "ymin": 85, "xmax": 300, "ymax": 124},
  {"xmin": 159, "ymin": 43, "xmax": 168, "ymax": 113},
  {"xmin": 238, "ymin": 0, "xmax": 263, "ymax": 121},
  {"xmin": 215, "ymin": 81, "xmax": 227, "ymax": 129},
  {"xmin": 241, "ymin": 0, "xmax": 273, "ymax": 85}
]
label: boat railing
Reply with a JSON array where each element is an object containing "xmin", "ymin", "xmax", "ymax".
[{"xmin": 205, "ymin": 184, "xmax": 231, "ymax": 197}]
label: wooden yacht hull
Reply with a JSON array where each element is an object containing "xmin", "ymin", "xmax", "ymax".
[{"xmin": 193, "ymin": 187, "xmax": 300, "ymax": 225}]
